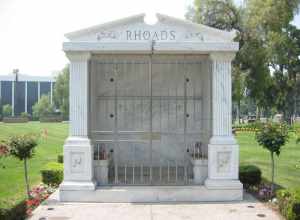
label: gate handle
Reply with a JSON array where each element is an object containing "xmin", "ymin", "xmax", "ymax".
[
  {"xmin": 110, "ymin": 78, "xmax": 114, "ymax": 82},
  {"xmin": 110, "ymin": 114, "xmax": 114, "ymax": 118},
  {"xmin": 186, "ymin": 113, "xmax": 190, "ymax": 118}
]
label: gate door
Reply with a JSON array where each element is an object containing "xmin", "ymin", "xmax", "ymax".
[{"xmin": 92, "ymin": 55, "xmax": 203, "ymax": 185}]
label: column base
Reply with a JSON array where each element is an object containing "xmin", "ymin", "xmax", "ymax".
[
  {"xmin": 60, "ymin": 180, "xmax": 96, "ymax": 191},
  {"xmin": 205, "ymin": 179, "xmax": 243, "ymax": 190}
]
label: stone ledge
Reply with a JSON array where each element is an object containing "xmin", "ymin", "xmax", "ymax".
[
  {"xmin": 59, "ymin": 185, "xmax": 243, "ymax": 202},
  {"xmin": 205, "ymin": 179, "xmax": 243, "ymax": 190}
]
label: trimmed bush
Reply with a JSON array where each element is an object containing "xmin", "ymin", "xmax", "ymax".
[
  {"xmin": 277, "ymin": 188, "xmax": 300, "ymax": 220},
  {"xmin": 239, "ymin": 165, "xmax": 262, "ymax": 187},
  {"xmin": 41, "ymin": 162, "xmax": 63, "ymax": 186},
  {"xmin": 0, "ymin": 200, "xmax": 26, "ymax": 220},
  {"xmin": 57, "ymin": 154, "xmax": 63, "ymax": 163}
]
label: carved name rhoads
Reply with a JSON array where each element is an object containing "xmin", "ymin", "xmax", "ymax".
[{"xmin": 126, "ymin": 30, "xmax": 176, "ymax": 41}]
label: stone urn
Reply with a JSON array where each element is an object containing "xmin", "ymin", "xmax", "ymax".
[
  {"xmin": 190, "ymin": 158, "xmax": 208, "ymax": 185},
  {"xmin": 94, "ymin": 159, "xmax": 109, "ymax": 185}
]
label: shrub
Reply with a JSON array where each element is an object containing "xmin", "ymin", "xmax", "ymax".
[
  {"xmin": 20, "ymin": 112, "xmax": 30, "ymax": 118},
  {"xmin": 256, "ymin": 122, "xmax": 289, "ymax": 194},
  {"xmin": 277, "ymin": 188, "xmax": 300, "ymax": 220},
  {"xmin": 2, "ymin": 104, "xmax": 12, "ymax": 117},
  {"xmin": 57, "ymin": 154, "xmax": 63, "ymax": 163},
  {"xmin": 7, "ymin": 134, "xmax": 39, "ymax": 199},
  {"xmin": 239, "ymin": 165, "xmax": 262, "ymax": 187},
  {"xmin": 32, "ymin": 95, "xmax": 55, "ymax": 120},
  {"xmin": 0, "ymin": 200, "xmax": 27, "ymax": 220},
  {"xmin": 41, "ymin": 162, "xmax": 63, "ymax": 186}
]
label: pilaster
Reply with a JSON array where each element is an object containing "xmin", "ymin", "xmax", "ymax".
[
  {"xmin": 60, "ymin": 52, "xmax": 95, "ymax": 198},
  {"xmin": 205, "ymin": 52, "xmax": 242, "ymax": 194}
]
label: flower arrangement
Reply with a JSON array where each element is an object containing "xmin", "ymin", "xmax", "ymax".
[
  {"xmin": 26, "ymin": 183, "xmax": 56, "ymax": 216},
  {"xmin": 0, "ymin": 142, "xmax": 9, "ymax": 168}
]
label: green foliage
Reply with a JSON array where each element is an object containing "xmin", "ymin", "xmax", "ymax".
[
  {"xmin": 53, "ymin": 66, "xmax": 69, "ymax": 120},
  {"xmin": 277, "ymin": 188, "xmax": 300, "ymax": 220},
  {"xmin": 256, "ymin": 122, "xmax": 289, "ymax": 193},
  {"xmin": 0, "ymin": 199, "xmax": 26, "ymax": 220},
  {"xmin": 32, "ymin": 95, "xmax": 55, "ymax": 120},
  {"xmin": 239, "ymin": 165, "xmax": 262, "ymax": 187},
  {"xmin": 186, "ymin": 0, "xmax": 300, "ymax": 122},
  {"xmin": 20, "ymin": 112, "xmax": 29, "ymax": 118},
  {"xmin": 2, "ymin": 105, "xmax": 12, "ymax": 117},
  {"xmin": 41, "ymin": 162, "xmax": 63, "ymax": 186},
  {"xmin": 256, "ymin": 123, "xmax": 289, "ymax": 156},
  {"xmin": 6, "ymin": 134, "xmax": 39, "ymax": 198},
  {"xmin": 7, "ymin": 134, "xmax": 38, "ymax": 161},
  {"xmin": 57, "ymin": 154, "xmax": 63, "ymax": 163}
]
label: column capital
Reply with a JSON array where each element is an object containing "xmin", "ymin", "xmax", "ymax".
[
  {"xmin": 209, "ymin": 52, "xmax": 236, "ymax": 62},
  {"xmin": 65, "ymin": 51, "xmax": 91, "ymax": 62}
]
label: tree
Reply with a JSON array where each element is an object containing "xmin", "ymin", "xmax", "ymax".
[
  {"xmin": 7, "ymin": 134, "xmax": 39, "ymax": 198},
  {"xmin": 2, "ymin": 104, "xmax": 12, "ymax": 117},
  {"xmin": 186, "ymin": 0, "xmax": 300, "ymax": 120},
  {"xmin": 53, "ymin": 65, "xmax": 69, "ymax": 120},
  {"xmin": 32, "ymin": 95, "xmax": 55, "ymax": 120},
  {"xmin": 232, "ymin": 66, "xmax": 246, "ymax": 123},
  {"xmin": 256, "ymin": 123, "xmax": 289, "ymax": 194}
]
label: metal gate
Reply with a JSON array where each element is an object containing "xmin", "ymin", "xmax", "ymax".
[{"xmin": 91, "ymin": 55, "xmax": 204, "ymax": 185}]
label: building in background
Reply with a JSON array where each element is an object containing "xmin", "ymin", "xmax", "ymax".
[{"xmin": 0, "ymin": 74, "xmax": 55, "ymax": 116}]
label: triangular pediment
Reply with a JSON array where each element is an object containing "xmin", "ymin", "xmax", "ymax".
[{"xmin": 65, "ymin": 13, "xmax": 236, "ymax": 43}]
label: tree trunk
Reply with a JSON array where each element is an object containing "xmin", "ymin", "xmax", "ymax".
[
  {"xmin": 270, "ymin": 152, "xmax": 275, "ymax": 197},
  {"xmin": 237, "ymin": 100, "xmax": 241, "ymax": 124},
  {"xmin": 24, "ymin": 159, "xmax": 30, "ymax": 199}
]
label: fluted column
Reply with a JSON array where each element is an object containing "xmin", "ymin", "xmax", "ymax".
[
  {"xmin": 205, "ymin": 52, "xmax": 242, "ymax": 195},
  {"xmin": 60, "ymin": 51, "xmax": 95, "ymax": 198},
  {"xmin": 210, "ymin": 52, "xmax": 236, "ymax": 144},
  {"xmin": 67, "ymin": 52, "xmax": 91, "ymax": 137}
]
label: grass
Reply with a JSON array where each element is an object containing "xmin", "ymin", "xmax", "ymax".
[
  {"xmin": 0, "ymin": 122, "xmax": 299, "ymax": 208},
  {"xmin": 0, "ymin": 122, "xmax": 68, "ymax": 208},
  {"xmin": 238, "ymin": 131, "xmax": 300, "ymax": 189}
]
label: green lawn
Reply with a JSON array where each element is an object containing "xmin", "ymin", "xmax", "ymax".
[
  {"xmin": 238, "ymin": 132, "xmax": 300, "ymax": 189},
  {"xmin": 0, "ymin": 122, "xmax": 299, "ymax": 208},
  {"xmin": 0, "ymin": 122, "xmax": 68, "ymax": 208}
]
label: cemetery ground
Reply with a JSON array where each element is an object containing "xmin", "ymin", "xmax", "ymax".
[{"xmin": 0, "ymin": 122, "xmax": 299, "ymax": 211}]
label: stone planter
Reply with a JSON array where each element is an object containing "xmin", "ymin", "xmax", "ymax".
[
  {"xmin": 190, "ymin": 158, "xmax": 208, "ymax": 185},
  {"xmin": 94, "ymin": 160, "xmax": 109, "ymax": 185}
]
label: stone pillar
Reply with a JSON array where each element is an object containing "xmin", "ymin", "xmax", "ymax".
[
  {"xmin": 59, "ymin": 51, "xmax": 95, "ymax": 199},
  {"xmin": 205, "ymin": 52, "xmax": 242, "ymax": 195}
]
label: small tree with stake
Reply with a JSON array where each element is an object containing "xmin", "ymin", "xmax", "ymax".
[
  {"xmin": 256, "ymin": 122, "xmax": 289, "ymax": 195},
  {"xmin": 7, "ymin": 134, "xmax": 39, "ymax": 199}
]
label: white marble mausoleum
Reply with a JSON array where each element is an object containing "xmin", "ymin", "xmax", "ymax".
[{"xmin": 59, "ymin": 13, "xmax": 243, "ymax": 202}]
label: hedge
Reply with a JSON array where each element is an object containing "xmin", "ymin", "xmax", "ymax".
[
  {"xmin": 41, "ymin": 162, "xmax": 63, "ymax": 186},
  {"xmin": 57, "ymin": 154, "xmax": 63, "ymax": 163},
  {"xmin": 0, "ymin": 200, "xmax": 26, "ymax": 220},
  {"xmin": 277, "ymin": 188, "xmax": 300, "ymax": 220},
  {"xmin": 239, "ymin": 165, "xmax": 262, "ymax": 187}
]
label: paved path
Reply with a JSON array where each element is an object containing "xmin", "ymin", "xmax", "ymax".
[{"xmin": 30, "ymin": 191, "xmax": 282, "ymax": 220}]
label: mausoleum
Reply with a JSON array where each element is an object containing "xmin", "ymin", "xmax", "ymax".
[{"xmin": 59, "ymin": 13, "xmax": 243, "ymax": 202}]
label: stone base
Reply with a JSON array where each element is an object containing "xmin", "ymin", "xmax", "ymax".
[
  {"xmin": 60, "ymin": 181, "xmax": 96, "ymax": 191},
  {"xmin": 59, "ymin": 185, "xmax": 243, "ymax": 202}
]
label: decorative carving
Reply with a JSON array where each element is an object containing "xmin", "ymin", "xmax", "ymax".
[
  {"xmin": 96, "ymin": 31, "xmax": 119, "ymax": 41},
  {"xmin": 185, "ymin": 32, "xmax": 204, "ymax": 41},
  {"xmin": 217, "ymin": 151, "xmax": 231, "ymax": 173},
  {"xmin": 71, "ymin": 152, "xmax": 84, "ymax": 173}
]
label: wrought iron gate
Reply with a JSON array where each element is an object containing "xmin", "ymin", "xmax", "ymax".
[{"xmin": 91, "ymin": 55, "xmax": 204, "ymax": 185}]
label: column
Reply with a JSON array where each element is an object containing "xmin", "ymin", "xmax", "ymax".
[
  {"xmin": 38, "ymin": 81, "xmax": 40, "ymax": 100},
  {"xmin": 25, "ymin": 81, "xmax": 28, "ymax": 113},
  {"xmin": 205, "ymin": 52, "xmax": 242, "ymax": 194},
  {"xmin": 12, "ymin": 81, "xmax": 15, "ymax": 117},
  {"xmin": 60, "ymin": 51, "xmax": 95, "ymax": 197},
  {"xmin": 50, "ymin": 81, "xmax": 53, "ymax": 105}
]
